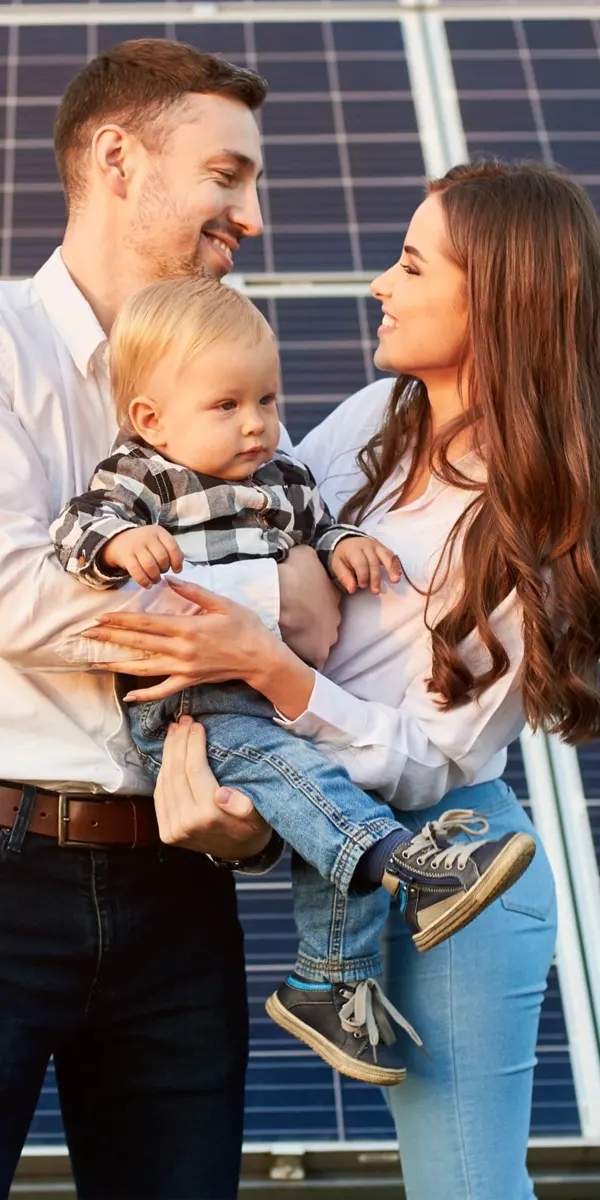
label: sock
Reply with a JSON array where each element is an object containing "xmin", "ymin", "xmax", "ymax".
[
  {"xmin": 353, "ymin": 829, "xmax": 413, "ymax": 888},
  {"xmin": 287, "ymin": 971, "xmax": 332, "ymax": 991}
]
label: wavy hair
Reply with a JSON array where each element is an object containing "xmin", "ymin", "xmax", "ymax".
[{"xmin": 341, "ymin": 160, "xmax": 600, "ymax": 743}]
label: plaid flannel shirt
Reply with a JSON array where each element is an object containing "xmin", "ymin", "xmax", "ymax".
[{"xmin": 50, "ymin": 440, "xmax": 364, "ymax": 591}]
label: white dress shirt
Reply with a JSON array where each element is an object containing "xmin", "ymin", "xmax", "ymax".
[
  {"xmin": 0, "ymin": 249, "xmax": 280, "ymax": 793},
  {"xmin": 287, "ymin": 379, "xmax": 526, "ymax": 811}
]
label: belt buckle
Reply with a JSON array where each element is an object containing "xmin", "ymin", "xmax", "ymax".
[{"xmin": 58, "ymin": 794, "xmax": 109, "ymax": 850}]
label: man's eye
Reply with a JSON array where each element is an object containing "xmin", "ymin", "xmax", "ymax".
[{"xmin": 215, "ymin": 170, "xmax": 235, "ymax": 185}]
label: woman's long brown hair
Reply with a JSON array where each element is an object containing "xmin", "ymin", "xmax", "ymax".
[{"xmin": 341, "ymin": 160, "xmax": 600, "ymax": 743}]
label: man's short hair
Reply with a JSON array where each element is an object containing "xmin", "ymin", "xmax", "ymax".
[{"xmin": 54, "ymin": 38, "xmax": 268, "ymax": 209}]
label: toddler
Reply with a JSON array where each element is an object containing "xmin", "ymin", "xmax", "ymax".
[{"xmin": 51, "ymin": 276, "xmax": 535, "ymax": 1085}]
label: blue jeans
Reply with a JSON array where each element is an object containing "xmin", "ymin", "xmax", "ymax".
[
  {"xmin": 382, "ymin": 780, "xmax": 557, "ymax": 1200},
  {"xmin": 0, "ymin": 813, "xmax": 248, "ymax": 1199},
  {"xmin": 130, "ymin": 683, "xmax": 403, "ymax": 983}
]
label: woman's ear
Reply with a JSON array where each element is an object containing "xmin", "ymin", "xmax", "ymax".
[{"xmin": 128, "ymin": 394, "xmax": 164, "ymax": 447}]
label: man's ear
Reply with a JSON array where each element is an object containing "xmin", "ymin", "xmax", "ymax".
[
  {"xmin": 91, "ymin": 124, "xmax": 134, "ymax": 200},
  {"xmin": 128, "ymin": 395, "xmax": 164, "ymax": 447}
]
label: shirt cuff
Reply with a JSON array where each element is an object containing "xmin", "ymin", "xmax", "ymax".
[
  {"xmin": 273, "ymin": 670, "xmax": 363, "ymax": 749},
  {"xmin": 211, "ymin": 830, "xmax": 286, "ymax": 875}
]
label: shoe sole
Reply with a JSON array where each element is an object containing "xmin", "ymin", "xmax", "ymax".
[
  {"xmin": 265, "ymin": 993, "xmax": 407, "ymax": 1087},
  {"xmin": 413, "ymin": 832, "xmax": 536, "ymax": 953}
]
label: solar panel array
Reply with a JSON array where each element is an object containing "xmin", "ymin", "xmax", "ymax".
[{"xmin": 1, "ymin": 1, "xmax": 592, "ymax": 1151}]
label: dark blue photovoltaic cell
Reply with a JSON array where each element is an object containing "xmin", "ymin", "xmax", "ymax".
[
  {"xmin": 446, "ymin": 20, "xmax": 519, "ymax": 52},
  {"xmin": 523, "ymin": 19, "xmax": 597, "ymax": 51}
]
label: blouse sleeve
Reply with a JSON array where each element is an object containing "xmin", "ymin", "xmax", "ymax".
[{"xmin": 275, "ymin": 590, "xmax": 525, "ymax": 811}]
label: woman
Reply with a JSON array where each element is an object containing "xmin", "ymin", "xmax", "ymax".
[{"xmin": 87, "ymin": 160, "xmax": 600, "ymax": 1198}]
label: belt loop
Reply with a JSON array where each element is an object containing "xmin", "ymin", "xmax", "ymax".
[{"xmin": 7, "ymin": 785, "xmax": 37, "ymax": 854}]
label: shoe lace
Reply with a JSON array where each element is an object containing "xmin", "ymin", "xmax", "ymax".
[
  {"xmin": 405, "ymin": 808, "xmax": 491, "ymax": 872},
  {"xmin": 338, "ymin": 978, "xmax": 424, "ymax": 1060}
]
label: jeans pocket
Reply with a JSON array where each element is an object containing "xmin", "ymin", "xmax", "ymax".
[{"xmin": 500, "ymin": 854, "xmax": 556, "ymax": 922}]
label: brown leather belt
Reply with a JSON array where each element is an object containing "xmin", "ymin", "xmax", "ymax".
[{"xmin": 0, "ymin": 783, "xmax": 159, "ymax": 849}]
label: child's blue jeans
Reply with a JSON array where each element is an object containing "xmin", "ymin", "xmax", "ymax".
[{"xmin": 129, "ymin": 682, "xmax": 404, "ymax": 982}]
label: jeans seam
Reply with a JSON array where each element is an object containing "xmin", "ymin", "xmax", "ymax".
[
  {"xmin": 328, "ymin": 885, "xmax": 346, "ymax": 969},
  {"xmin": 84, "ymin": 854, "xmax": 103, "ymax": 1015},
  {"xmin": 448, "ymin": 936, "xmax": 475, "ymax": 1199}
]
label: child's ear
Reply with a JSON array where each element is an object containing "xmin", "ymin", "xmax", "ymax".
[{"xmin": 128, "ymin": 395, "xmax": 164, "ymax": 447}]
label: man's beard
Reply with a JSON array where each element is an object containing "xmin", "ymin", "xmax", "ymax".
[{"xmin": 125, "ymin": 174, "xmax": 220, "ymax": 283}]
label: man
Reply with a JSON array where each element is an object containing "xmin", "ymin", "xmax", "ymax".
[{"xmin": 0, "ymin": 39, "xmax": 340, "ymax": 1199}]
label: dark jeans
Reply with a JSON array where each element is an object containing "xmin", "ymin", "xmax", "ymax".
[{"xmin": 0, "ymin": 815, "xmax": 249, "ymax": 1200}]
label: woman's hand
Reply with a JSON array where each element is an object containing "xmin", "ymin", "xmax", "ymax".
[
  {"xmin": 82, "ymin": 578, "xmax": 270, "ymax": 700},
  {"xmin": 155, "ymin": 716, "xmax": 272, "ymax": 858},
  {"xmin": 81, "ymin": 578, "xmax": 316, "ymax": 716}
]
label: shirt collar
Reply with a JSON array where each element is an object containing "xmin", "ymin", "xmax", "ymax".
[{"xmin": 33, "ymin": 247, "xmax": 107, "ymax": 378}]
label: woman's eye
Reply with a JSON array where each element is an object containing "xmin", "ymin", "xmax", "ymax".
[{"xmin": 401, "ymin": 263, "xmax": 419, "ymax": 276}]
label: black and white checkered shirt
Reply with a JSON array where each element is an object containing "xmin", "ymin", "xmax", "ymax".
[{"xmin": 50, "ymin": 440, "xmax": 363, "ymax": 590}]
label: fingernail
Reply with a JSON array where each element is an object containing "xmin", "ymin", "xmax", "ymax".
[
  {"xmin": 82, "ymin": 630, "xmax": 98, "ymax": 639},
  {"xmin": 178, "ymin": 715, "xmax": 193, "ymax": 726},
  {"xmin": 123, "ymin": 693, "xmax": 137, "ymax": 702}
]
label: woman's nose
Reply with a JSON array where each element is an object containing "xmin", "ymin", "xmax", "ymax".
[{"xmin": 370, "ymin": 266, "xmax": 395, "ymax": 300}]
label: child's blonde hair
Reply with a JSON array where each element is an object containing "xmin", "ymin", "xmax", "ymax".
[{"xmin": 109, "ymin": 273, "xmax": 274, "ymax": 431}]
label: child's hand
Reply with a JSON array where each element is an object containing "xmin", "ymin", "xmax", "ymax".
[
  {"xmin": 101, "ymin": 527, "xmax": 184, "ymax": 589},
  {"xmin": 331, "ymin": 536, "xmax": 402, "ymax": 596}
]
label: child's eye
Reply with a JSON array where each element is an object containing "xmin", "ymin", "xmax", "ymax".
[
  {"xmin": 260, "ymin": 394, "xmax": 277, "ymax": 406},
  {"xmin": 219, "ymin": 400, "xmax": 237, "ymax": 412}
]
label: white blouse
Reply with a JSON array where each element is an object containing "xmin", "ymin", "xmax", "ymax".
[{"xmin": 281, "ymin": 378, "xmax": 525, "ymax": 812}]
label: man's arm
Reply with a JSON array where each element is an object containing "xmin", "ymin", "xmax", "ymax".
[{"xmin": 0, "ymin": 403, "xmax": 280, "ymax": 671}]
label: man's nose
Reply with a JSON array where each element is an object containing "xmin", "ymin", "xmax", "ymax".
[{"xmin": 231, "ymin": 183, "xmax": 263, "ymax": 239}]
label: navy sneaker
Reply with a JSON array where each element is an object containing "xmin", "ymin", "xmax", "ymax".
[
  {"xmin": 382, "ymin": 808, "xmax": 536, "ymax": 952},
  {"xmin": 265, "ymin": 976, "xmax": 423, "ymax": 1086}
]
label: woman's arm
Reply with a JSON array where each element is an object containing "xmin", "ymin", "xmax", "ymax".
[{"xmin": 83, "ymin": 581, "xmax": 525, "ymax": 812}]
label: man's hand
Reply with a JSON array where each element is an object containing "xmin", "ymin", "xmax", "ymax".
[
  {"xmin": 278, "ymin": 545, "xmax": 341, "ymax": 669},
  {"xmin": 101, "ymin": 527, "xmax": 184, "ymax": 589},
  {"xmin": 154, "ymin": 716, "xmax": 272, "ymax": 858}
]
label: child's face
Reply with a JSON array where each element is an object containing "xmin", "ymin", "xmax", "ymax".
[{"xmin": 132, "ymin": 334, "xmax": 281, "ymax": 479}]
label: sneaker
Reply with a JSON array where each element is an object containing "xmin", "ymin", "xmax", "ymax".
[
  {"xmin": 382, "ymin": 808, "xmax": 536, "ymax": 952},
  {"xmin": 265, "ymin": 976, "xmax": 423, "ymax": 1086}
]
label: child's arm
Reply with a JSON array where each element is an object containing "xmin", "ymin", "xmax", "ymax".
[
  {"xmin": 50, "ymin": 444, "xmax": 177, "ymax": 590},
  {"xmin": 101, "ymin": 525, "xmax": 183, "ymax": 590},
  {"xmin": 286, "ymin": 455, "xmax": 401, "ymax": 595},
  {"xmin": 329, "ymin": 536, "xmax": 401, "ymax": 596}
]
